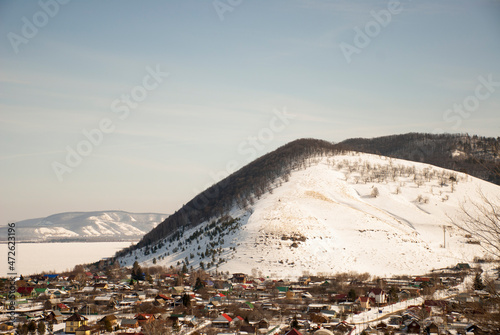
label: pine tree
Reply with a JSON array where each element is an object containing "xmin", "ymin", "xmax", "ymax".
[
  {"xmin": 194, "ymin": 277, "xmax": 205, "ymax": 290},
  {"xmin": 36, "ymin": 321, "xmax": 45, "ymax": 335},
  {"xmin": 182, "ymin": 293, "xmax": 191, "ymax": 308},
  {"xmin": 131, "ymin": 261, "xmax": 144, "ymax": 281},
  {"xmin": 27, "ymin": 321, "xmax": 36, "ymax": 335},
  {"xmin": 473, "ymin": 272, "xmax": 485, "ymax": 290}
]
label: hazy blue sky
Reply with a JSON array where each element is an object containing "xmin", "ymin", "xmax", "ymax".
[{"xmin": 1, "ymin": 0, "xmax": 499, "ymax": 223}]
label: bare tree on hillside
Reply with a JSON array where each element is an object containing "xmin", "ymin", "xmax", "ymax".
[{"xmin": 451, "ymin": 190, "xmax": 500, "ymax": 260}]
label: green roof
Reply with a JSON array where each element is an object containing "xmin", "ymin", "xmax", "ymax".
[{"xmin": 277, "ymin": 286, "xmax": 289, "ymax": 292}]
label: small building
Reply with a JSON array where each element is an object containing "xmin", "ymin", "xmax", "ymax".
[
  {"xmin": 120, "ymin": 318, "xmax": 139, "ymax": 328},
  {"xmin": 212, "ymin": 313, "xmax": 232, "ymax": 328},
  {"xmin": 332, "ymin": 322, "xmax": 354, "ymax": 334},
  {"xmin": 135, "ymin": 313, "xmax": 155, "ymax": 325},
  {"xmin": 93, "ymin": 283, "xmax": 108, "ymax": 291},
  {"xmin": 368, "ymin": 288, "xmax": 387, "ymax": 305},
  {"xmin": 425, "ymin": 322, "xmax": 439, "ymax": 335},
  {"xmin": 356, "ymin": 297, "xmax": 373, "ymax": 310},
  {"xmin": 455, "ymin": 263, "xmax": 471, "ymax": 270},
  {"xmin": 407, "ymin": 320, "xmax": 421, "ymax": 334},
  {"xmin": 56, "ymin": 302, "xmax": 71, "ymax": 313},
  {"xmin": 257, "ymin": 318, "xmax": 269, "ymax": 329},
  {"xmin": 64, "ymin": 313, "xmax": 88, "ymax": 334},
  {"xmin": 45, "ymin": 310, "xmax": 64, "ymax": 324},
  {"xmin": 232, "ymin": 273, "xmax": 247, "ymax": 283},
  {"xmin": 94, "ymin": 295, "xmax": 115, "ymax": 306},
  {"xmin": 0, "ymin": 323, "xmax": 14, "ymax": 332},
  {"xmin": 307, "ymin": 304, "xmax": 329, "ymax": 313},
  {"xmin": 75, "ymin": 324, "xmax": 92, "ymax": 335},
  {"xmin": 17, "ymin": 287, "xmax": 35, "ymax": 297},
  {"xmin": 99, "ymin": 315, "xmax": 118, "ymax": 328}
]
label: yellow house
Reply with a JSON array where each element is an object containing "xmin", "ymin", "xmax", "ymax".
[
  {"xmin": 75, "ymin": 325, "xmax": 92, "ymax": 335},
  {"xmin": 64, "ymin": 313, "xmax": 88, "ymax": 334},
  {"xmin": 0, "ymin": 323, "xmax": 15, "ymax": 335},
  {"xmin": 0, "ymin": 324, "xmax": 14, "ymax": 331}
]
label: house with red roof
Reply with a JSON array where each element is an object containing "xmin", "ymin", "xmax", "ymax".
[
  {"xmin": 56, "ymin": 303, "xmax": 71, "ymax": 313},
  {"xmin": 17, "ymin": 287, "xmax": 35, "ymax": 297},
  {"xmin": 285, "ymin": 329, "xmax": 303, "ymax": 335},
  {"xmin": 134, "ymin": 313, "xmax": 155, "ymax": 325},
  {"xmin": 210, "ymin": 293, "xmax": 227, "ymax": 302},
  {"xmin": 212, "ymin": 313, "xmax": 232, "ymax": 328},
  {"xmin": 332, "ymin": 293, "xmax": 348, "ymax": 302}
]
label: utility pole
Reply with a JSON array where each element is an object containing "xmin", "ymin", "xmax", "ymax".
[{"xmin": 443, "ymin": 225, "xmax": 446, "ymax": 248}]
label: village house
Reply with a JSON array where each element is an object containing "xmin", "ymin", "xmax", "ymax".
[
  {"xmin": 64, "ymin": 312, "xmax": 88, "ymax": 334},
  {"xmin": 120, "ymin": 318, "xmax": 140, "ymax": 328},
  {"xmin": 368, "ymin": 288, "xmax": 387, "ymax": 305},
  {"xmin": 45, "ymin": 310, "xmax": 64, "ymax": 324},
  {"xmin": 356, "ymin": 296, "xmax": 374, "ymax": 310},
  {"xmin": 212, "ymin": 313, "xmax": 233, "ymax": 328},
  {"xmin": 98, "ymin": 314, "xmax": 118, "ymax": 327},
  {"xmin": 16, "ymin": 287, "xmax": 36, "ymax": 298},
  {"xmin": 232, "ymin": 273, "xmax": 247, "ymax": 283},
  {"xmin": 74, "ymin": 324, "xmax": 92, "ymax": 335},
  {"xmin": 424, "ymin": 322, "xmax": 439, "ymax": 335},
  {"xmin": 406, "ymin": 320, "xmax": 421, "ymax": 334},
  {"xmin": 135, "ymin": 313, "xmax": 155, "ymax": 326},
  {"xmin": 94, "ymin": 295, "xmax": 115, "ymax": 306}
]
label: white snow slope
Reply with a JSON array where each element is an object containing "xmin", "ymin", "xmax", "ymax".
[
  {"xmin": 2, "ymin": 211, "xmax": 168, "ymax": 242},
  {"xmin": 117, "ymin": 152, "xmax": 499, "ymax": 278}
]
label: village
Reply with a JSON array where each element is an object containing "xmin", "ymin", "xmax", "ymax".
[{"xmin": 0, "ymin": 262, "xmax": 499, "ymax": 335}]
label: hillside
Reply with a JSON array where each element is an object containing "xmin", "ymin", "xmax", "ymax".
[
  {"xmin": 115, "ymin": 151, "xmax": 499, "ymax": 277},
  {"xmin": 125, "ymin": 134, "xmax": 499, "ymax": 257},
  {"xmin": 129, "ymin": 139, "xmax": 344, "ymax": 251},
  {"xmin": 338, "ymin": 133, "xmax": 500, "ymax": 184},
  {"xmin": 3, "ymin": 211, "xmax": 168, "ymax": 242}
]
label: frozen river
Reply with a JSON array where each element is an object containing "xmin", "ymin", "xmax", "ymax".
[{"xmin": 1, "ymin": 241, "xmax": 133, "ymax": 276}]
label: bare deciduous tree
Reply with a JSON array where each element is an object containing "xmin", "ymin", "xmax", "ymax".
[
  {"xmin": 451, "ymin": 190, "xmax": 500, "ymax": 260},
  {"xmin": 141, "ymin": 320, "xmax": 171, "ymax": 335}
]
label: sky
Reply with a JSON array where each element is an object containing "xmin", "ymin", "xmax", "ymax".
[{"xmin": 1, "ymin": 0, "xmax": 499, "ymax": 224}]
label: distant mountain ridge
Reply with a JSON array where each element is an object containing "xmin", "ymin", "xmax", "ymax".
[
  {"xmin": 337, "ymin": 133, "xmax": 500, "ymax": 184},
  {"xmin": 3, "ymin": 211, "xmax": 168, "ymax": 242}
]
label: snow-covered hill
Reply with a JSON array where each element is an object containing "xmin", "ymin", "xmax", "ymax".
[
  {"xmin": 2, "ymin": 211, "xmax": 168, "ymax": 242},
  {"xmin": 117, "ymin": 152, "xmax": 499, "ymax": 278}
]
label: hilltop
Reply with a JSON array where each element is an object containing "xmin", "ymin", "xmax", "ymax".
[
  {"xmin": 338, "ymin": 133, "xmax": 500, "ymax": 184},
  {"xmin": 114, "ymin": 148, "xmax": 499, "ymax": 277}
]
